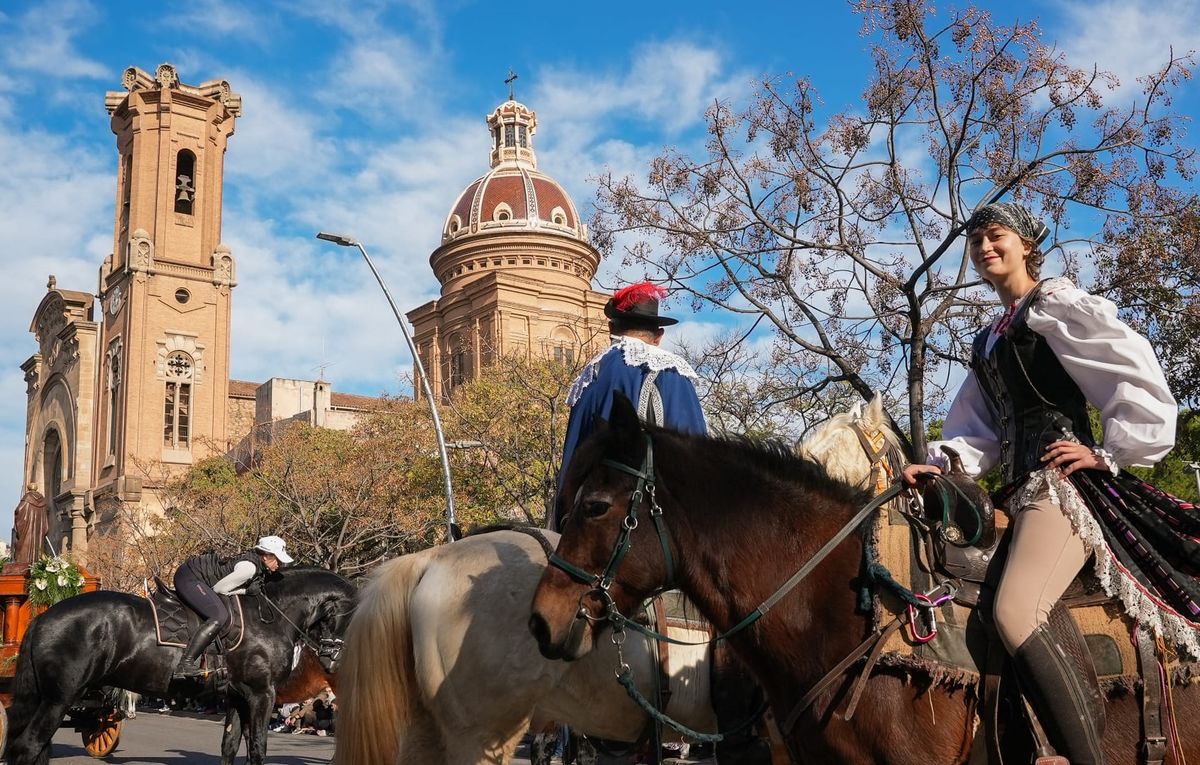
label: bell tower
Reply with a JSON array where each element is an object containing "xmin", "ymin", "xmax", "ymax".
[{"xmin": 92, "ymin": 63, "xmax": 242, "ymax": 521}]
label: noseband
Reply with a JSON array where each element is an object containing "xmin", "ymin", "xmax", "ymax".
[{"xmin": 549, "ymin": 432, "xmax": 676, "ymax": 620}]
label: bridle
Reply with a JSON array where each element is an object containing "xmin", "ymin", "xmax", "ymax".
[
  {"xmin": 258, "ymin": 593, "xmax": 351, "ymax": 671},
  {"xmin": 847, "ymin": 419, "xmax": 906, "ymax": 498},
  {"xmin": 548, "ymin": 431, "xmax": 675, "ymax": 621}
]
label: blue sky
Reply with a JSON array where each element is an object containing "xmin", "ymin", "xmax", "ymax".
[{"xmin": 1, "ymin": 0, "xmax": 1198, "ymax": 538}]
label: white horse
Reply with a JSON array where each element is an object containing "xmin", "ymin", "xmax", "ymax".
[
  {"xmin": 334, "ymin": 528, "xmax": 726, "ymax": 765},
  {"xmin": 797, "ymin": 395, "xmax": 904, "ymax": 488}
]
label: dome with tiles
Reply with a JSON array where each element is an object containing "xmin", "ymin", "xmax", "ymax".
[{"xmin": 442, "ymin": 100, "xmax": 587, "ymax": 244}]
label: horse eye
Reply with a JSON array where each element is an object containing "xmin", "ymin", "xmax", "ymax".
[{"xmin": 581, "ymin": 499, "xmax": 611, "ymax": 518}]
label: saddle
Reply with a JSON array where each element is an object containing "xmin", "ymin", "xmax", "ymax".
[
  {"xmin": 148, "ymin": 577, "xmax": 246, "ymax": 655},
  {"xmin": 869, "ymin": 453, "xmax": 1173, "ymax": 764}
]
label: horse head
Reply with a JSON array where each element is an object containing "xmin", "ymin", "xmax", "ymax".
[
  {"xmin": 530, "ymin": 391, "xmax": 671, "ymax": 662},
  {"xmin": 267, "ymin": 568, "xmax": 357, "ymax": 674},
  {"xmin": 798, "ymin": 393, "xmax": 906, "ymax": 491}
]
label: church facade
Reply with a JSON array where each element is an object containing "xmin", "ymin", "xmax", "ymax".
[{"xmin": 18, "ymin": 65, "xmax": 608, "ymax": 561}]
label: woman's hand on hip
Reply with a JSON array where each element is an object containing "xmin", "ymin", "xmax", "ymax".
[{"xmin": 1042, "ymin": 440, "xmax": 1105, "ymax": 476}]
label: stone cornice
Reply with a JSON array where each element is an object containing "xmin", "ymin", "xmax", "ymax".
[{"xmin": 106, "ymin": 63, "xmax": 242, "ymax": 117}]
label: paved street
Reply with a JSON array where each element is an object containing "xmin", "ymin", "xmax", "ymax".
[
  {"xmin": 46, "ymin": 711, "xmax": 710, "ymax": 764},
  {"xmin": 48, "ymin": 711, "xmax": 334, "ymax": 765}
]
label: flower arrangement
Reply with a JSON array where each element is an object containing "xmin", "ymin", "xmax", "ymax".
[{"xmin": 26, "ymin": 555, "xmax": 85, "ymax": 608}]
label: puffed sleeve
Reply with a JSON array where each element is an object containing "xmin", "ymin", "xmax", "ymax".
[
  {"xmin": 1026, "ymin": 278, "xmax": 1177, "ymax": 468},
  {"xmin": 926, "ymin": 369, "xmax": 1002, "ymax": 478}
]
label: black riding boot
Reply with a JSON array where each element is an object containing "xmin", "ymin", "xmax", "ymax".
[
  {"xmin": 1011, "ymin": 624, "xmax": 1106, "ymax": 765},
  {"xmin": 173, "ymin": 619, "xmax": 222, "ymax": 678}
]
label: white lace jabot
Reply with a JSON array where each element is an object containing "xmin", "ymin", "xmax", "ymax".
[{"xmin": 566, "ymin": 336, "xmax": 700, "ymax": 407}]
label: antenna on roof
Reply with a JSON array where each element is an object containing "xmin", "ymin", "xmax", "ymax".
[{"xmin": 313, "ymin": 335, "xmax": 335, "ymax": 382}]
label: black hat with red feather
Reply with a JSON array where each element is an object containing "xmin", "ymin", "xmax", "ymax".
[{"xmin": 603, "ymin": 282, "xmax": 678, "ymax": 327}]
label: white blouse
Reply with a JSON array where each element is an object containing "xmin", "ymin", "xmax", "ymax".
[{"xmin": 928, "ymin": 277, "xmax": 1177, "ymax": 477}]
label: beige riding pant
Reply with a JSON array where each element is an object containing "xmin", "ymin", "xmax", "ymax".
[{"xmin": 993, "ymin": 486, "xmax": 1091, "ymax": 653}]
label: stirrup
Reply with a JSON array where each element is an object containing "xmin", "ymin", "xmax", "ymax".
[{"xmin": 172, "ymin": 660, "xmax": 206, "ymax": 679}]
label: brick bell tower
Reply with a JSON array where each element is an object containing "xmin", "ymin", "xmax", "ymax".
[{"xmin": 92, "ymin": 63, "xmax": 242, "ymax": 528}]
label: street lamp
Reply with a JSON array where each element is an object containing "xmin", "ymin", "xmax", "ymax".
[
  {"xmin": 315, "ymin": 232, "xmax": 459, "ymax": 541},
  {"xmin": 1188, "ymin": 462, "xmax": 1200, "ymax": 502}
]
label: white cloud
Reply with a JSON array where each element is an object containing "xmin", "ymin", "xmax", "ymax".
[
  {"xmin": 317, "ymin": 33, "xmax": 430, "ymax": 117},
  {"xmin": 161, "ymin": 0, "xmax": 270, "ymax": 38},
  {"xmin": 1057, "ymin": 0, "xmax": 1200, "ymax": 100},
  {"xmin": 1, "ymin": 0, "xmax": 107, "ymax": 81},
  {"xmin": 536, "ymin": 40, "xmax": 749, "ymax": 144},
  {"xmin": 223, "ymin": 76, "xmax": 340, "ymax": 185}
]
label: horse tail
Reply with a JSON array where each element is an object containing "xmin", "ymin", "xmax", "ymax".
[
  {"xmin": 334, "ymin": 552, "xmax": 429, "ymax": 765},
  {"xmin": 6, "ymin": 608, "xmax": 45, "ymax": 744}
]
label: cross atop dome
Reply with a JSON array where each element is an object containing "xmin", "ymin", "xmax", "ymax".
[
  {"xmin": 487, "ymin": 98, "xmax": 537, "ymax": 170},
  {"xmin": 505, "ymin": 68, "xmax": 518, "ymax": 101}
]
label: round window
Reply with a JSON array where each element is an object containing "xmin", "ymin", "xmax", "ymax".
[{"xmin": 175, "ymin": 288, "xmax": 190, "ymax": 304}]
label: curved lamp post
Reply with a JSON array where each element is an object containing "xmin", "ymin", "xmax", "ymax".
[{"xmin": 315, "ymin": 232, "xmax": 458, "ymax": 542}]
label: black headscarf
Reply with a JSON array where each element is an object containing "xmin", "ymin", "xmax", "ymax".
[{"xmin": 966, "ymin": 202, "xmax": 1049, "ymax": 245}]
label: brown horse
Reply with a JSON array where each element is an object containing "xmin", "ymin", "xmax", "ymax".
[{"xmin": 529, "ymin": 392, "xmax": 1200, "ymax": 764}]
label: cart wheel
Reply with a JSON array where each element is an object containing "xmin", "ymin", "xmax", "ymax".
[{"xmin": 82, "ymin": 718, "xmax": 121, "ymax": 758}]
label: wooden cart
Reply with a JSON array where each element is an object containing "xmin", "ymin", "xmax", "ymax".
[{"xmin": 0, "ymin": 565, "xmax": 126, "ymax": 758}]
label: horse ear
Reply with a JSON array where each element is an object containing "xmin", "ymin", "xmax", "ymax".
[
  {"xmin": 848, "ymin": 400, "xmax": 863, "ymax": 419},
  {"xmin": 867, "ymin": 393, "xmax": 884, "ymax": 426},
  {"xmin": 608, "ymin": 391, "xmax": 643, "ymax": 454}
]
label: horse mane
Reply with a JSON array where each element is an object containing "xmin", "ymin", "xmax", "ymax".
[{"xmin": 667, "ymin": 428, "xmax": 872, "ymax": 508}]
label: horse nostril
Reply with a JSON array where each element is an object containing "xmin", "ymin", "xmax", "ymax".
[{"xmin": 529, "ymin": 612, "xmax": 550, "ymax": 646}]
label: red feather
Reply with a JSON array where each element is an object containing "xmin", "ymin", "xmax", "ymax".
[{"xmin": 612, "ymin": 282, "xmax": 666, "ymax": 311}]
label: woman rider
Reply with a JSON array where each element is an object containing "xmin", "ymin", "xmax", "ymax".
[
  {"xmin": 902, "ymin": 202, "xmax": 1193, "ymax": 764},
  {"xmin": 172, "ymin": 535, "xmax": 293, "ymax": 678}
]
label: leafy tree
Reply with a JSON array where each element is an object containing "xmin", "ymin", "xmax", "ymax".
[
  {"xmin": 90, "ymin": 401, "xmax": 447, "ymax": 584},
  {"xmin": 440, "ymin": 351, "xmax": 585, "ymax": 527},
  {"xmin": 592, "ymin": 0, "xmax": 1196, "ymax": 458}
]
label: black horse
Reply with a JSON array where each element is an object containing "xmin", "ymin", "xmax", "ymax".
[{"xmin": 5, "ymin": 566, "xmax": 356, "ymax": 765}]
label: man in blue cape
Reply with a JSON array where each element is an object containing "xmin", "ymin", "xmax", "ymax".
[{"xmin": 552, "ymin": 281, "xmax": 706, "ymax": 530}]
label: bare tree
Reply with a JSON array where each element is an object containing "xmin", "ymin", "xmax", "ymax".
[{"xmin": 593, "ymin": 0, "xmax": 1195, "ymax": 455}]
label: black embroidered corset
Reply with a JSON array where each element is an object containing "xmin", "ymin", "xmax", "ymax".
[{"xmin": 968, "ymin": 283, "xmax": 1094, "ymax": 482}]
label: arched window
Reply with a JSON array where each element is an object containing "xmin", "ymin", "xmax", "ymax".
[
  {"xmin": 120, "ymin": 154, "xmax": 133, "ymax": 233},
  {"xmin": 106, "ymin": 340, "xmax": 123, "ymax": 457},
  {"xmin": 518, "ymin": 125, "xmax": 528, "ymax": 148},
  {"xmin": 43, "ymin": 429, "xmax": 63, "ymax": 502},
  {"xmin": 447, "ymin": 335, "xmax": 468, "ymax": 390},
  {"xmin": 175, "ymin": 150, "xmax": 196, "ymax": 215},
  {"xmin": 163, "ymin": 350, "xmax": 194, "ymax": 448},
  {"xmin": 493, "ymin": 203, "xmax": 513, "ymax": 223},
  {"xmin": 504, "ymin": 124, "xmax": 516, "ymax": 148}
]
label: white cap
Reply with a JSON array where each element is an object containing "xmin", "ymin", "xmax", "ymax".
[{"xmin": 254, "ymin": 535, "xmax": 293, "ymax": 564}]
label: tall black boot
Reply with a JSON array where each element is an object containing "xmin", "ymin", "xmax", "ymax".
[
  {"xmin": 173, "ymin": 619, "xmax": 222, "ymax": 678},
  {"xmin": 1011, "ymin": 624, "xmax": 1106, "ymax": 765}
]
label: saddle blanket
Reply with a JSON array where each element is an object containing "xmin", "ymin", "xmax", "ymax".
[{"xmin": 148, "ymin": 578, "xmax": 246, "ymax": 653}]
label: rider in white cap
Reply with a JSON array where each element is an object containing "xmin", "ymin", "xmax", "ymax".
[{"xmin": 172, "ymin": 536, "xmax": 294, "ymax": 678}]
